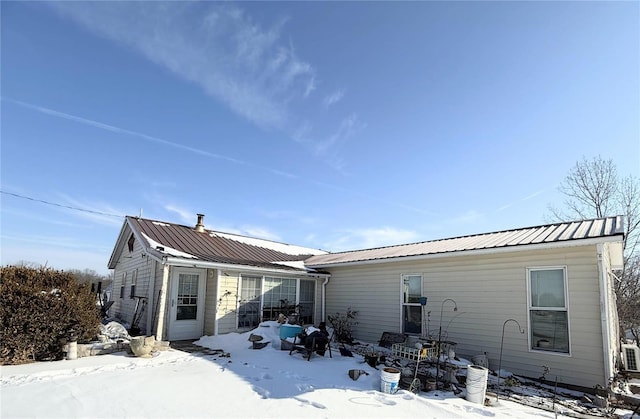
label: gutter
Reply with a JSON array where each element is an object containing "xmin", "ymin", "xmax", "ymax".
[
  {"xmin": 163, "ymin": 256, "xmax": 323, "ymax": 277},
  {"xmin": 322, "ymin": 276, "xmax": 330, "ymax": 321}
]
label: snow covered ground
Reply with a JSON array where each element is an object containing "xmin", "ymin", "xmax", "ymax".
[{"xmin": 1, "ymin": 322, "xmax": 636, "ymax": 418}]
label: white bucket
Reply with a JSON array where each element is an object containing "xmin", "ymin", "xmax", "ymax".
[
  {"xmin": 465, "ymin": 365, "xmax": 488, "ymax": 404},
  {"xmin": 380, "ymin": 367, "xmax": 401, "ymax": 394},
  {"xmin": 471, "ymin": 354, "xmax": 488, "ymax": 368},
  {"xmin": 67, "ymin": 341, "xmax": 78, "ymax": 360}
]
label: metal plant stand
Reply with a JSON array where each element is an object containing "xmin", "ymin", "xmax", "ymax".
[{"xmin": 392, "ymin": 342, "xmax": 437, "ymax": 393}]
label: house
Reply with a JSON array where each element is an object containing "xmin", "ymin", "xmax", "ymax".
[
  {"xmin": 305, "ymin": 216, "xmax": 625, "ymax": 389},
  {"xmin": 107, "ymin": 214, "xmax": 329, "ymax": 341},
  {"xmin": 108, "ymin": 214, "xmax": 625, "ymax": 388}
]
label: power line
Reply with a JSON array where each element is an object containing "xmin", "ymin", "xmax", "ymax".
[{"xmin": 0, "ymin": 190, "xmax": 124, "ymax": 219}]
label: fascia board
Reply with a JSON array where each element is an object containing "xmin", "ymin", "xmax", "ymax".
[{"xmin": 107, "ymin": 220, "xmax": 131, "ymax": 269}]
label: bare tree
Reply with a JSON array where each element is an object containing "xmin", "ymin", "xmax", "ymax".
[
  {"xmin": 548, "ymin": 156, "xmax": 640, "ymax": 345},
  {"xmin": 67, "ymin": 269, "xmax": 112, "ymax": 294},
  {"xmin": 618, "ymin": 255, "xmax": 640, "ymax": 344}
]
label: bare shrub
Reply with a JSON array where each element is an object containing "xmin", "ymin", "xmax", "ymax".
[{"xmin": 0, "ymin": 266, "xmax": 101, "ymax": 364}]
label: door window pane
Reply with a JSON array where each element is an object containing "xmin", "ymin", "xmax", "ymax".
[
  {"xmin": 176, "ymin": 273, "xmax": 199, "ymax": 320},
  {"xmin": 401, "ymin": 274, "xmax": 422, "ymax": 334},
  {"xmin": 403, "ymin": 275, "xmax": 422, "ymax": 304},
  {"xmin": 298, "ymin": 280, "xmax": 315, "ymax": 325},
  {"xmin": 238, "ymin": 275, "xmax": 261, "ymax": 328}
]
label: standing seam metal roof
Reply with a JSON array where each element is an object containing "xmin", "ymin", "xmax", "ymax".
[
  {"xmin": 127, "ymin": 217, "xmax": 326, "ymax": 271},
  {"xmin": 305, "ymin": 216, "xmax": 625, "ymax": 267}
]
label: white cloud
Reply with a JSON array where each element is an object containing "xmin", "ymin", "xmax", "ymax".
[
  {"xmin": 239, "ymin": 226, "xmax": 281, "ymax": 242},
  {"xmin": 316, "ymin": 114, "xmax": 364, "ymax": 155},
  {"xmin": 323, "ymin": 89, "xmax": 345, "ymax": 108},
  {"xmin": 164, "ymin": 204, "xmax": 197, "ymax": 225},
  {"xmin": 5, "ymin": 99, "xmax": 299, "ymax": 179},
  {"xmin": 310, "ymin": 113, "xmax": 367, "ymax": 172},
  {"xmin": 323, "ymin": 227, "xmax": 419, "ymax": 252},
  {"xmin": 56, "ymin": 194, "xmax": 126, "ymax": 227},
  {"xmin": 47, "ymin": 2, "xmax": 363, "ymax": 171},
  {"xmin": 51, "ymin": 2, "xmax": 315, "ymax": 131}
]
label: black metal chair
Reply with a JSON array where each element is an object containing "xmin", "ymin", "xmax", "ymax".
[{"xmin": 288, "ymin": 323, "xmax": 333, "ymax": 361}]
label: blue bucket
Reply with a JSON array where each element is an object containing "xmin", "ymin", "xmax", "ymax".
[{"xmin": 279, "ymin": 324, "xmax": 302, "ymax": 340}]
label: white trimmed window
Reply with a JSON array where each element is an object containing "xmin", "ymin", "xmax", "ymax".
[
  {"xmin": 528, "ymin": 267, "xmax": 570, "ymax": 354},
  {"xmin": 401, "ymin": 274, "xmax": 423, "ymax": 334},
  {"xmin": 130, "ymin": 268, "xmax": 137, "ymax": 299},
  {"xmin": 120, "ymin": 272, "xmax": 126, "ymax": 299}
]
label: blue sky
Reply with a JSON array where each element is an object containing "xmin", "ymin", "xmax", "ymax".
[{"xmin": 1, "ymin": 1, "xmax": 638, "ymax": 275}]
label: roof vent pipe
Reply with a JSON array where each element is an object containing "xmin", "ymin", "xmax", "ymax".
[{"xmin": 195, "ymin": 213, "xmax": 206, "ymax": 232}]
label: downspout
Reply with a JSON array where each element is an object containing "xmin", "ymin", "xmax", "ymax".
[
  {"xmin": 146, "ymin": 257, "xmax": 156, "ymax": 336},
  {"xmin": 322, "ymin": 276, "xmax": 330, "ymax": 321},
  {"xmin": 597, "ymin": 243, "xmax": 613, "ymax": 387},
  {"xmin": 155, "ymin": 264, "xmax": 171, "ymax": 342}
]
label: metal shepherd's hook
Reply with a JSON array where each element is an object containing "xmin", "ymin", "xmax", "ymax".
[
  {"xmin": 497, "ymin": 318, "xmax": 525, "ymax": 400},
  {"xmin": 436, "ymin": 298, "xmax": 457, "ymax": 390}
]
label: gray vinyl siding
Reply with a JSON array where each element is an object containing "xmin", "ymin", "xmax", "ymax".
[
  {"xmin": 203, "ymin": 268, "xmax": 218, "ymax": 336},
  {"xmin": 146, "ymin": 260, "xmax": 163, "ymax": 335},
  {"xmin": 325, "ymin": 244, "xmax": 608, "ymax": 387},
  {"xmin": 111, "ymin": 231, "xmax": 152, "ymax": 332}
]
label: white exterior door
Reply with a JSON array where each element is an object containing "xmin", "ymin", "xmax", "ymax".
[{"xmin": 168, "ymin": 268, "xmax": 206, "ymax": 341}]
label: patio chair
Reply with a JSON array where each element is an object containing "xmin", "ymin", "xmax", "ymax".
[{"xmin": 289, "ymin": 323, "xmax": 333, "ymax": 361}]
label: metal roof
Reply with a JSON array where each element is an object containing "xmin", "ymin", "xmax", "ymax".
[
  {"xmin": 305, "ymin": 216, "xmax": 625, "ymax": 267},
  {"xmin": 126, "ymin": 217, "xmax": 327, "ymax": 272}
]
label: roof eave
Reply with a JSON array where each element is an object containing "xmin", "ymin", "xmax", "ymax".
[
  {"xmin": 305, "ymin": 235, "xmax": 624, "ymax": 269},
  {"xmin": 163, "ymin": 256, "xmax": 331, "ymax": 277}
]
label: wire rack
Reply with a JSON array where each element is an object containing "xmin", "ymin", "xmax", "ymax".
[{"xmin": 391, "ymin": 343, "xmax": 438, "ymax": 361}]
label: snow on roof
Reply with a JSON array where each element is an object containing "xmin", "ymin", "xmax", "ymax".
[
  {"xmin": 141, "ymin": 232, "xmax": 197, "ymax": 259},
  {"xmin": 151, "ymin": 221, "xmax": 170, "ymax": 227},
  {"xmin": 210, "ymin": 231, "xmax": 327, "ymax": 256},
  {"xmin": 270, "ymin": 260, "xmax": 307, "ymax": 270}
]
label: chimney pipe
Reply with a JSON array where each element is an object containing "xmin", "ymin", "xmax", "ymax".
[{"xmin": 195, "ymin": 213, "xmax": 205, "ymax": 232}]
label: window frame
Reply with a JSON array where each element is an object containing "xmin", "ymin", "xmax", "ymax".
[
  {"xmin": 119, "ymin": 272, "xmax": 126, "ymax": 299},
  {"xmin": 237, "ymin": 274, "xmax": 262, "ymax": 329},
  {"xmin": 130, "ymin": 268, "xmax": 137, "ymax": 299},
  {"xmin": 526, "ymin": 266, "xmax": 571, "ymax": 356},
  {"xmin": 237, "ymin": 274, "xmax": 315, "ymax": 328},
  {"xmin": 175, "ymin": 272, "xmax": 200, "ymax": 321},
  {"xmin": 400, "ymin": 273, "xmax": 423, "ymax": 335}
]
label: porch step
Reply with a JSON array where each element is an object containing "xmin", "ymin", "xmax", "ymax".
[{"xmin": 170, "ymin": 340, "xmax": 226, "ymax": 356}]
